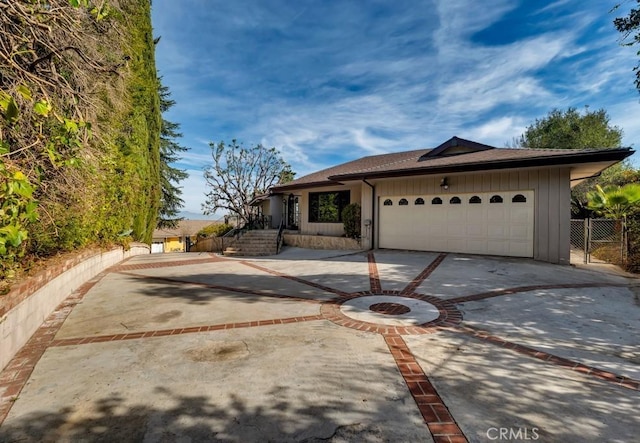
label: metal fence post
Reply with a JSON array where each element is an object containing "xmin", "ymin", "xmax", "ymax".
[{"xmin": 583, "ymin": 218, "xmax": 588, "ymax": 264}]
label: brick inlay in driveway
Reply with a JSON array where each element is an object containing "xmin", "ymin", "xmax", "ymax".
[
  {"xmin": 446, "ymin": 324, "xmax": 640, "ymax": 391},
  {"xmin": 369, "ymin": 302, "xmax": 411, "ymax": 315},
  {"xmin": 384, "ymin": 334, "xmax": 468, "ymax": 443},
  {"xmin": 1, "ymin": 250, "xmax": 637, "ymax": 443},
  {"xmin": 401, "ymin": 253, "xmax": 447, "ymax": 295},
  {"xmin": 49, "ymin": 315, "xmax": 325, "ymax": 347},
  {"xmin": 321, "ymin": 291, "xmax": 462, "ymax": 335}
]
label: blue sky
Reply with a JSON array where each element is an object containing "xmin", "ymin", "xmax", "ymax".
[{"xmin": 151, "ymin": 0, "xmax": 640, "ymax": 217}]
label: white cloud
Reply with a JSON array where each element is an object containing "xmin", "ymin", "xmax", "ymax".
[
  {"xmin": 466, "ymin": 116, "xmax": 528, "ymax": 146},
  {"xmin": 608, "ymin": 99, "xmax": 640, "ymax": 150}
]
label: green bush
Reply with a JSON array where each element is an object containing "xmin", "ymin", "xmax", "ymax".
[
  {"xmin": 342, "ymin": 203, "xmax": 361, "ymax": 239},
  {"xmin": 624, "ymin": 216, "xmax": 640, "ymax": 273},
  {"xmin": 197, "ymin": 223, "xmax": 233, "ymax": 239}
]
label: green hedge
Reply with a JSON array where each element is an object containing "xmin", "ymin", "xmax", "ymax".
[{"xmin": 0, "ymin": 0, "xmax": 160, "ymax": 283}]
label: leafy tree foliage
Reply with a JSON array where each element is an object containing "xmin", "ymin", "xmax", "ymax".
[
  {"xmin": 515, "ymin": 107, "xmax": 622, "ymax": 149},
  {"xmin": 571, "ymin": 161, "xmax": 639, "ymax": 217},
  {"xmin": 614, "ymin": 1, "xmax": 640, "ymax": 92},
  {"xmin": 587, "ymin": 183, "xmax": 640, "ymax": 219},
  {"xmin": 203, "ymin": 140, "xmax": 294, "ymax": 224},
  {"xmin": 196, "ymin": 223, "xmax": 234, "ymax": 239},
  {"xmin": 157, "ymin": 80, "xmax": 188, "ymax": 229},
  {"xmin": 515, "ymin": 107, "xmax": 627, "ymax": 219}
]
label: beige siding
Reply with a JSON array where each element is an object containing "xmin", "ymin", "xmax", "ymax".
[
  {"xmin": 360, "ymin": 182, "xmax": 374, "ymax": 249},
  {"xmin": 372, "ymin": 167, "xmax": 571, "ymax": 264}
]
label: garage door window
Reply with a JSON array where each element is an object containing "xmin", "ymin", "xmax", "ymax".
[
  {"xmin": 415, "ymin": 198, "xmax": 425, "ymax": 205},
  {"xmin": 450, "ymin": 196, "xmax": 461, "ymax": 204},
  {"xmin": 432, "ymin": 197, "xmax": 443, "ymax": 205},
  {"xmin": 512, "ymin": 194, "xmax": 527, "ymax": 203},
  {"xmin": 383, "ymin": 199, "xmax": 393, "ymax": 206},
  {"xmin": 309, "ymin": 191, "xmax": 350, "ymax": 223},
  {"xmin": 399, "ymin": 198, "xmax": 409, "ymax": 206},
  {"xmin": 490, "ymin": 195, "xmax": 503, "ymax": 203},
  {"xmin": 469, "ymin": 196, "xmax": 481, "ymax": 204}
]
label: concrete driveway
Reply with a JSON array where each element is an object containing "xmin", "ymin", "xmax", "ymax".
[{"xmin": 0, "ymin": 248, "xmax": 638, "ymax": 443}]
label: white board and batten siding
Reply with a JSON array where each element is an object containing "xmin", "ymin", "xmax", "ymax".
[{"xmin": 373, "ymin": 168, "xmax": 571, "ymax": 264}]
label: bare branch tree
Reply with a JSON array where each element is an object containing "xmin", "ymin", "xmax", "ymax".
[{"xmin": 202, "ymin": 140, "xmax": 294, "ymax": 223}]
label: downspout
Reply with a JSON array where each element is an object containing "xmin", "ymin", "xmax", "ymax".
[{"xmin": 363, "ymin": 179, "xmax": 375, "ymax": 249}]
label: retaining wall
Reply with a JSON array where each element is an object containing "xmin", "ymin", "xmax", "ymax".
[
  {"xmin": 0, "ymin": 244, "xmax": 149, "ymax": 371},
  {"xmin": 283, "ymin": 234, "xmax": 361, "ymax": 250}
]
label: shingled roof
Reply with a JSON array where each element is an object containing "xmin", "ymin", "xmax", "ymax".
[
  {"xmin": 152, "ymin": 220, "xmax": 218, "ymax": 239},
  {"xmin": 271, "ymin": 136, "xmax": 633, "ymax": 192}
]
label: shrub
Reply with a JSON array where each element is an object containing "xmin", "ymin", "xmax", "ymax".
[
  {"xmin": 342, "ymin": 203, "xmax": 361, "ymax": 239},
  {"xmin": 624, "ymin": 216, "xmax": 640, "ymax": 273},
  {"xmin": 197, "ymin": 223, "xmax": 233, "ymax": 239}
]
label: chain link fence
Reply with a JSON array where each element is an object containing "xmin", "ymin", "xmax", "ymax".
[{"xmin": 570, "ymin": 218, "xmax": 626, "ymax": 264}]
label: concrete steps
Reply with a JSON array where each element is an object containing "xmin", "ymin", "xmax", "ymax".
[{"xmin": 223, "ymin": 230, "xmax": 280, "ymax": 256}]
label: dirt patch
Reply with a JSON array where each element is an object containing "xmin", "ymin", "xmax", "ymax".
[
  {"xmin": 184, "ymin": 341, "xmax": 249, "ymax": 362},
  {"xmin": 151, "ymin": 310, "xmax": 182, "ymax": 323}
]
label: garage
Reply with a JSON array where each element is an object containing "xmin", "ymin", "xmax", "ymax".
[{"xmin": 378, "ymin": 191, "xmax": 534, "ymax": 257}]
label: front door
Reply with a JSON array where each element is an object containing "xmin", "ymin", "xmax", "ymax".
[{"xmin": 285, "ymin": 194, "xmax": 300, "ymax": 229}]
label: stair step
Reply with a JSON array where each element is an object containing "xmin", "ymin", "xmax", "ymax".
[{"xmin": 221, "ymin": 229, "xmax": 281, "ymax": 256}]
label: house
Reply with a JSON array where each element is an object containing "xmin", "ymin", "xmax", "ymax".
[
  {"xmin": 151, "ymin": 220, "xmax": 219, "ymax": 253},
  {"xmin": 257, "ymin": 136, "xmax": 633, "ymax": 264}
]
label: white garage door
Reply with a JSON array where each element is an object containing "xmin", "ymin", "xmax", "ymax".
[{"xmin": 378, "ymin": 191, "xmax": 534, "ymax": 257}]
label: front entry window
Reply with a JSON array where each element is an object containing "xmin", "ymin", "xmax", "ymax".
[{"xmin": 309, "ymin": 191, "xmax": 350, "ymax": 223}]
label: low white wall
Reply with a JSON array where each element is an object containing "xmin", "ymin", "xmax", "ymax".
[{"xmin": 0, "ymin": 244, "xmax": 149, "ymax": 371}]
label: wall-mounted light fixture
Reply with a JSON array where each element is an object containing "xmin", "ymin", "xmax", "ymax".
[{"xmin": 440, "ymin": 177, "xmax": 449, "ymax": 190}]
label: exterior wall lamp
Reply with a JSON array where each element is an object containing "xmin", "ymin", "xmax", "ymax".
[{"xmin": 440, "ymin": 177, "xmax": 449, "ymax": 190}]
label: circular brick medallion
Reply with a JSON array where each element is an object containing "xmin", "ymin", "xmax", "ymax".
[
  {"xmin": 321, "ymin": 291, "xmax": 462, "ymax": 335},
  {"xmin": 370, "ymin": 302, "xmax": 411, "ymax": 315}
]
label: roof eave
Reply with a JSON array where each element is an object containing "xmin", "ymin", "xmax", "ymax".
[
  {"xmin": 328, "ymin": 148, "xmax": 634, "ymax": 181},
  {"xmin": 270, "ymin": 180, "xmax": 345, "ymax": 193}
]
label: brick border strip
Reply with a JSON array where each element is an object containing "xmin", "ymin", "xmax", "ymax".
[
  {"xmin": 113, "ymin": 255, "xmax": 222, "ymax": 272},
  {"xmin": 384, "ymin": 334, "xmax": 468, "ymax": 443},
  {"xmin": 447, "ymin": 282, "xmax": 631, "ymax": 304},
  {"xmin": 0, "ymin": 270, "xmax": 111, "ymax": 425},
  {"xmin": 239, "ymin": 261, "xmax": 352, "ymax": 298},
  {"xmin": 49, "ymin": 315, "xmax": 325, "ymax": 347},
  {"xmin": 321, "ymin": 290, "xmax": 462, "ymax": 335},
  {"xmin": 448, "ymin": 325, "xmax": 639, "ymax": 391},
  {"xmin": 118, "ymin": 271, "xmax": 323, "ymax": 305},
  {"xmin": 367, "ymin": 252, "xmax": 382, "ymax": 293},
  {"xmin": 402, "ymin": 253, "xmax": 447, "ymax": 295}
]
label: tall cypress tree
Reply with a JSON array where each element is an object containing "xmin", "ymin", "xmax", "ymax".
[{"xmin": 157, "ymin": 80, "xmax": 189, "ymax": 228}]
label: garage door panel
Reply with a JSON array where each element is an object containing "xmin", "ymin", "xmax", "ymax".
[
  {"xmin": 379, "ymin": 191, "xmax": 534, "ymax": 257},
  {"xmin": 467, "ymin": 239, "xmax": 488, "ymax": 253},
  {"xmin": 510, "ymin": 225, "xmax": 531, "ymax": 239},
  {"xmin": 488, "ymin": 224, "xmax": 508, "ymax": 238},
  {"xmin": 487, "ymin": 240, "xmax": 508, "ymax": 255},
  {"xmin": 509, "ymin": 242, "xmax": 531, "ymax": 257},
  {"xmin": 467, "ymin": 224, "xmax": 487, "ymax": 236},
  {"xmin": 446, "ymin": 238, "xmax": 466, "ymax": 252}
]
